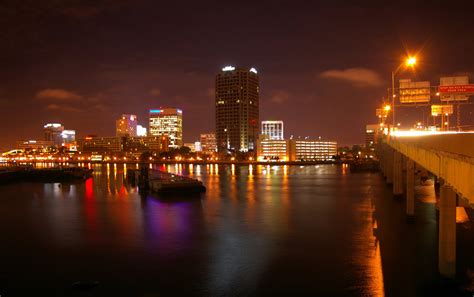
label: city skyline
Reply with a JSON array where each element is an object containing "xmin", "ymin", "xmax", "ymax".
[{"xmin": 2, "ymin": 2, "xmax": 474, "ymax": 149}]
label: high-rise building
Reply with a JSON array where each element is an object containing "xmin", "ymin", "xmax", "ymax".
[
  {"xmin": 116, "ymin": 114, "xmax": 138, "ymax": 137},
  {"xmin": 215, "ymin": 66, "xmax": 259, "ymax": 152},
  {"xmin": 149, "ymin": 108, "xmax": 183, "ymax": 149},
  {"xmin": 261, "ymin": 120, "xmax": 284, "ymax": 140},
  {"xmin": 365, "ymin": 124, "xmax": 380, "ymax": 152},
  {"xmin": 137, "ymin": 125, "xmax": 147, "ymax": 136},
  {"xmin": 61, "ymin": 130, "xmax": 76, "ymax": 144},
  {"xmin": 200, "ymin": 133, "xmax": 217, "ymax": 154},
  {"xmin": 44, "ymin": 123, "xmax": 64, "ymax": 146}
]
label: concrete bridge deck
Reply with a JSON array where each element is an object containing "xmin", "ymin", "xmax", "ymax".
[{"xmin": 378, "ymin": 132, "xmax": 474, "ymax": 279}]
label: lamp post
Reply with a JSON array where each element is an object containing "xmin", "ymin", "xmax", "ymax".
[{"xmin": 391, "ymin": 56, "xmax": 417, "ymax": 127}]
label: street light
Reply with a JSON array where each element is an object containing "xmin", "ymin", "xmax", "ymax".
[
  {"xmin": 391, "ymin": 55, "xmax": 417, "ymax": 127},
  {"xmin": 406, "ymin": 56, "xmax": 417, "ymax": 67}
]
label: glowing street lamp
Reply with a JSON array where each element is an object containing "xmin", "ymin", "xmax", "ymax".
[
  {"xmin": 391, "ymin": 55, "xmax": 418, "ymax": 127},
  {"xmin": 406, "ymin": 56, "xmax": 417, "ymax": 67}
]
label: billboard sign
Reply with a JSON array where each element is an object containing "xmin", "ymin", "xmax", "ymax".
[
  {"xmin": 439, "ymin": 76, "xmax": 472, "ymax": 101},
  {"xmin": 399, "ymin": 79, "xmax": 431, "ymax": 104},
  {"xmin": 376, "ymin": 108, "xmax": 385, "ymax": 117},
  {"xmin": 431, "ymin": 105, "xmax": 453, "ymax": 117}
]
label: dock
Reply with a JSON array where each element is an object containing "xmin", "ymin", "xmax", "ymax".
[
  {"xmin": 128, "ymin": 167, "xmax": 206, "ymax": 195},
  {"xmin": 0, "ymin": 166, "xmax": 93, "ymax": 184}
]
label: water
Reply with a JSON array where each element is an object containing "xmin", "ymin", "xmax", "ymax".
[{"xmin": 0, "ymin": 164, "xmax": 472, "ymax": 296}]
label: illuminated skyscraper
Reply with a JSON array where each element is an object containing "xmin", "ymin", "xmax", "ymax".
[
  {"xmin": 137, "ymin": 125, "xmax": 147, "ymax": 136},
  {"xmin": 61, "ymin": 130, "xmax": 76, "ymax": 144},
  {"xmin": 215, "ymin": 66, "xmax": 259, "ymax": 152},
  {"xmin": 116, "ymin": 114, "xmax": 138, "ymax": 137},
  {"xmin": 44, "ymin": 123, "xmax": 64, "ymax": 146},
  {"xmin": 149, "ymin": 108, "xmax": 183, "ymax": 149},
  {"xmin": 261, "ymin": 120, "xmax": 284, "ymax": 140}
]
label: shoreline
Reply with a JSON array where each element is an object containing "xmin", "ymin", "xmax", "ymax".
[{"xmin": 2, "ymin": 160, "xmax": 346, "ymax": 166}]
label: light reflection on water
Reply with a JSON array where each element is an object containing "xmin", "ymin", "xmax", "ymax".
[{"xmin": 0, "ymin": 163, "xmax": 429, "ymax": 296}]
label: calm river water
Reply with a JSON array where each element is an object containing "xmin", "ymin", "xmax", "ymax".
[{"xmin": 0, "ymin": 164, "xmax": 472, "ymax": 296}]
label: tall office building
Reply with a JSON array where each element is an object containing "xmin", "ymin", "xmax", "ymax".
[
  {"xmin": 365, "ymin": 124, "xmax": 380, "ymax": 152},
  {"xmin": 137, "ymin": 125, "xmax": 147, "ymax": 136},
  {"xmin": 116, "ymin": 114, "xmax": 138, "ymax": 137},
  {"xmin": 61, "ymin": 130, "xmax": 76, "ymax": 144},
  {"xmin": 215, "ymin": 66, "xmax": 259, "ymax": 152},
  {"xmin": 149, "ymin": 108, "xmax": 183, "ymax": 149},
  {"xmin": 44, "ymin": 123, "xmax": 64, "ymax": 146},
  {"xmin": 261, "ymin": 120, "xmax": 284, "ymax": 140}
]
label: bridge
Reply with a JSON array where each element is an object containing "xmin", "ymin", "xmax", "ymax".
[{"xmin": 377, "ymin": 132, "xmax": 474, "ymax": 279}]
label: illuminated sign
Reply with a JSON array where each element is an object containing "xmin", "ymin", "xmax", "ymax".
[
  {"xmin": 431, "ymin": 105, "xmax": 453, "ymax": 116},
  {"xmin": 439, "ymin": 85, "xmax": 474, "ymax": 95},
  {"xmin": 222, "ymin": 66, "xmax": 235, "ymax": 71},
  {"xmin": 149, "ymin": 109, "xmax": 162, "ymax": 113},
  {"xmin": 399, "ymin": 79, "xmax": 431, "ymax": 104},
  {"xmin": 177, "ymin": 109, "xmax": 183, "ymax": 114},
  {"xmin": 249, "ymin": 67, "xmax": 258, "ymax": 74},
  {"xmin": 439, "ymin": 76, "xmax": 472, "ymax": 102}
]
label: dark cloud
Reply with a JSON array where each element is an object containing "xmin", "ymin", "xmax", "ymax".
[
  {"xmin": 269, "ymin": 90, "xmax": 290, "ymax": 104},
  {"xmin": 46, "ymin": 103, "xmax": 82, "ymax": 113},
  {"xmin": 149, "ymin": 88, "xmax": 161, "ymax": 97},
  {"xmin": 36, "ymin": 89, "xmax": 82, "ymax": 101},
  {"xmin": 320, "ymin": 68, "xmax": 384, "ymax": 88}
]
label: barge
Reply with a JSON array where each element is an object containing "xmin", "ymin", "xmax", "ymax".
[{"xmin": 128, "ymin": 168, "xmax": 205, "ymax": 195}]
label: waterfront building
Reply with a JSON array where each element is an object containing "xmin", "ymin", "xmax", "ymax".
[
  {"xmin": 116, "ymin": 114, "xmax": 138, "ymax": 137},
  {"xmin": 123, "ymin": 136, "xmax": 169, "ymax": 153},
  {"xmin": 257, "ymin": 138, "xmax": 337, "ymax": 162},
  {"xmin": 294, "ymin": 140, "xmax": 337, "ymax": 161},
  {"xmin": 77, "ymin": 136, "xmax": 122, "ymax": 153},
  {"xmin": 261, "ymin": 120, "xmax": 284, "ymax": 140},
  {"xmin": 137, "ymin": 125, "xmax": 147, "ymax": 136},
  {"xmin": 215, "ymin": 66, "xmax": 259, "ymax": 152},
  {"xmin": 149, "ymin": 108, "xmax": 183, "ymax": 149},
  {"xmin": 16, "ymin": 140, "xmax": 54, "ymax": 151},
  {"xmin": 200, "ymin": 133, "xmax": 217, "ymax": 154},
  {"xmin": 61, "ymin": 130, "xmax": 76, "ymax": 144},
  {"xmin": 257, "ymin": 138, "xmax": 295, "ymax": 161},
  {"xmin": 44, "ymin": 123, "xmax": 64, "ymax": 146},
  {"xmin": 365, "ymin": 124, "xmax": 381, "ymax": 152},
  {"xmin": 77, "ymin": 135, "xmax": 169, "ymax": 154}
]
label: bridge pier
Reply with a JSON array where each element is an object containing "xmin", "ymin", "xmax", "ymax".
[
  {"xmin": 439, "ymin": 184, "xmax": 457, "ymax": 279},
  {"xmin": 406, "ymin": 158, "xmax": 415, "ymax": 219},
  {"xmin": 386, "ymin": 147, "xmax": 393, "ymax": 184},
  {"xmin": 393, "ymin": 151, "xmax": 403, "ymax": 197}
]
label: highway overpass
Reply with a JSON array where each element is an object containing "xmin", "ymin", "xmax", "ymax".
[{"xmin": 378, "ymin": 132, "xmax": 474, "ymax": 279}]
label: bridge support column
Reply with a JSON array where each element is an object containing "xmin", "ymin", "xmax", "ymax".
[
  {"xmin": 386, "ymin": 148, "xmax": 393, "ymax": 184},
  {"xmin": 406, "ymin": 159, "xmax": 415, "ymax": 220},
  {"xmin": 439, "ymin": 184, "xmax": 457, "ymax": 279},
  {"xmin": 393, "ymin": 151, "xmax": 403, "ymax": 196}
]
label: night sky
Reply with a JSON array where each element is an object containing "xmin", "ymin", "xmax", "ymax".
[{"xmin": 1, "ymin": 0, "xmax": 474, "ymax": 149}]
